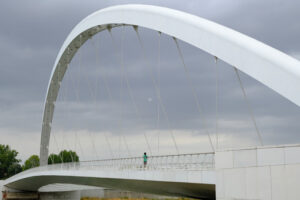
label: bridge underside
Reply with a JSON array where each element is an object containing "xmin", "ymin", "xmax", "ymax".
[{"xmin": 5, "ymin": 175, "xmax": 215, "ymax": 200}]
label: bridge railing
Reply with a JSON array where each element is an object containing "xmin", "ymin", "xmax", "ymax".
[
  {"xmin": 78, "ymin": 152, "xmax": 214, "ymax": 171},
  {"xmin": 9, "ymin": 152, "xmax": 214, "ymax": 180}
]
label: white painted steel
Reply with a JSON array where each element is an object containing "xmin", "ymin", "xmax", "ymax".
[
  {"xmin": 40, "ymin": 4, "xmax": 300, "ymax": 165},
  {"xmin": 257, "ymin": 147, "xmax": 285, "ymax": 166},
  {"xmin": 4, "ymin": 153, "xmax": 215, "ymax": 198},
  {"xmin": 216, "ymin": 144, "xmax": 300, "ymax": 200},
  {"xmin": 285, "ymin": 146, "xmax": 300, "ymax": 164},
  {"xmin": 215, "ymin": 151, "xmax": 233, "ymax": 169},
  {"xmin": 38, "ymin": 184, "xmax": 100, "ymax": 192},
  {"xmin": 233, "ymin": 149, "xmax": 256, "ymax": 168},
  {"xmin": 4, "ymin": 165, "xmax": 215, "ymax": 199}
]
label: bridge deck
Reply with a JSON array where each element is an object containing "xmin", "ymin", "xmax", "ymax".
[{"xmin": 4, "ymin": 153, "xmax": 216, "ymax": 200}]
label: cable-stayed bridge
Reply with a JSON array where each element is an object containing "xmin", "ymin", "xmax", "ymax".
[{"xmin": 2, "ymin": 4, "xmax": 300, "ymax": 200}]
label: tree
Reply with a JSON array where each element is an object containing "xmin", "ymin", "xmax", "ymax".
[
  {"xmin": 48, "ymin": 150, "xmax": 79, "ymax": 164},
  {"xmin": 0, "ymin": 144, "xmax": 22, "ymax": 179},
  {"xmin": 59, "ymin": 150, "xmax": 79, "ymax": 163},
  {"xmin": 48, "ymin": 153, "xmax": 61, "ymax": 164},
  {"xmin": 23, "ymin": 155, "xmax": 40, "ymax": 171}
]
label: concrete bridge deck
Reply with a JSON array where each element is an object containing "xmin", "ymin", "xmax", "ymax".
[
  {"xmin": 3, "ymin": 153, "xmax": 216, "ymax": 199},
  {"xmin": 4, "ymin": 168, "xmax": 215, "ymax": 199}
]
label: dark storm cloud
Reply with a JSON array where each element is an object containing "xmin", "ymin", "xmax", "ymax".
[{"xmin": 0, "ymin": 0, "xmax": 300, "ymax": 160}]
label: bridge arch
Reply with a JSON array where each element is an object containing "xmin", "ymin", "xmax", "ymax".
[{"xmin": 40, "ymin": 4, "xmax": 300, "ymax": 165}]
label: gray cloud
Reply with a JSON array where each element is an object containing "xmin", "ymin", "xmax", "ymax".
[{"xmin": 0, "ymin": 0, "xmax": 299, "ymax": 161}]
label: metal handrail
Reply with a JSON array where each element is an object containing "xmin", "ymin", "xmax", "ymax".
[
  {"xmin": 7, "ymin": 152, "xmax": 215, "ymax": 182},
  {"xmin": 79, "ymin": 151, "xmax": 215, "ymax": 163}
]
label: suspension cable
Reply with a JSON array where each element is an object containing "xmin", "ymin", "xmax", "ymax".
[
  {"xmin": 133, "ymin": 26, "xmax": 179, "ymax": 154},
  {"xmin": 61, "ymin": 49, "xmax": 74, "ymax": 163},
  {"xmin": 215, "ymin": 56, "xmax": 219, "ymax": 150},
  {"xmin": 173, "ymin": 37, "xmax": 215, "ymax": 152},
  {"xmin": 92, "ymin": 33, "xmax": 115, "ymax": 159},
  {"xmin": 157, "ymin": 32, "xmax": 161, "ymax": 155},
  {"xmin": 50, "ymin": 130, "xmax": 63, "ymax": 163},
  {"xmin": 120, "ymin": 26, "xmax": 132, "ymax": 157},
  {"xmin": 67, "ymin": 53, "xmax": 86, "ymax": 160},
  {"xmin": 61, "ymin": 70, "xmax": 78, "ymax": 163},
  {"xmin": 108, "ymin": 27, "xmax": 153, "ymax": 156},
  {"xmin": 59, "ymin": 72, "xmax": 68, "ymax": 162},
  {"xmin": 55, "ymin": 64, "xmax": 65, "ymax": 163},
  {"xmin": 118, "ymin": 28, "xmax": 126, "ymax": 158},
  {"xmin": 78, "ymin": 35, "xmax": 100, "ymax": 160},
  {"xmin": 60, "ymin": 43, "xmax": 84, "ymax": 162},
  {"xmin": 75, "ymin": 131, "xmax": 85, "ymax": 160},
  {"xmin": 233, "ymin": 67, "xmax": 263, "ymax": 146},
  {"xmin": 123, "ymin": 136, "xmax": 131, "ymax": 157}
]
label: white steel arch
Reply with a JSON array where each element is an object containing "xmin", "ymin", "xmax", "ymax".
[{"xmin": 40, "ymin": 4, "xmax": 300, "ymax": 165}]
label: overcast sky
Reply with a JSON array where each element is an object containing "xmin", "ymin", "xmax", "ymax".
[{"xmin": 0, "ymin": 0, "xmax": 300, "ymax": 162}]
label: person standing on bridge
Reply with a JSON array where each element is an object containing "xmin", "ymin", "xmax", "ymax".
[{"xmin": 143, "ymin": 152, "xmax": 148, "ymax": 167}]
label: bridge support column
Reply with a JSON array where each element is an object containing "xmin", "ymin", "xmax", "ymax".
[{"xmin": 215, "ymin": 144, "xmax": 300, "ymax": 200}]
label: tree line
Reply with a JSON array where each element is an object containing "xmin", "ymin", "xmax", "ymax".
[{"xmin": 0, "ymin": 144, "xmax": 79, "ymax": 180}]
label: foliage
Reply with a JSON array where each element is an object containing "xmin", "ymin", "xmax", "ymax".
[
  {"xmin": 48, "ymin": 153, "xmax": 61, "ymax": 164},
  {"xmin": 0, "ymin": 144, "xmax": 22, "ymax": 179},
  {"xmin": 23, "ymin": 155, "xmax": 40, "ymax": 170},
  {"xmin": 59, "ymin": 150, "xmax": 79, "ymax": 163},
  {"xmin": 0, "ymin": 144, "xmax": 80, "ymax": 179},
  {"xmin": 48, "ymin": 150, "xmax": 79, "ymax": 164}
]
